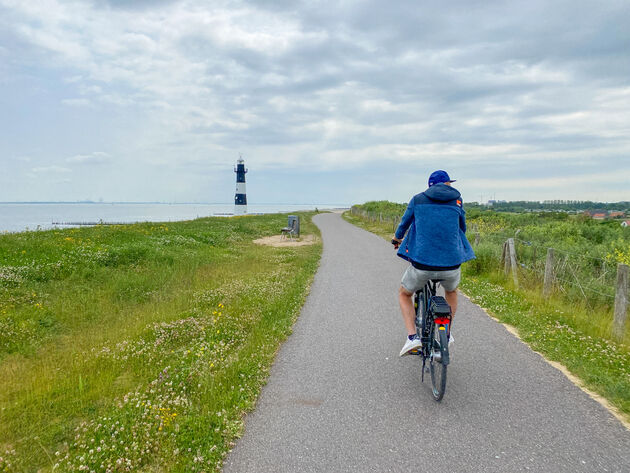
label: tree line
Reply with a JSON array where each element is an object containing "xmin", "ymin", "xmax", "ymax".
[{"xmin": 468, "ymin": 201, "xmax": 630, "ymax": 213}]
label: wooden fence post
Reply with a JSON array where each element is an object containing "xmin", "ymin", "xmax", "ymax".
[
  {"xmin": 532, "ymin": 246, "xmax": 537, "ymax": 266},
  {"xmin": 502, "ymin": 240, "xmax": 509, "ymax": 274},
  {"xmin": 508, "ymin": 238, "xmax": 519, "ymax": 288},
  {"xmin": 613, "ymin": 263, "xmax": 629, "ymax": 340},
  {"xmin": 543, "ymin": 248, "xmax": 555, "ymax": 296},
  {"xmin": 471, "ymin": 224, "xmax": 480, "ymax": 246}
]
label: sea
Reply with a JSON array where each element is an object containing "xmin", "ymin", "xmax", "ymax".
[{"xmin": 0, "ymin": 203, "xmax": 347, "ymax": 233}]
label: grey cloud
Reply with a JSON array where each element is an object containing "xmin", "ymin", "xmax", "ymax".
[
  {"xmin": 62, "ymin": 98, "xmax": 92, "ymax": 107},
  {"xmin": 97, "ymin": 0, "xmax": 178, "ymax": 10},
  {"xmin": 66, "ymin": 152, "xmax": 111, "ymax": 164},
  {"xmin": 31, "ymin": 165, "xmax": 72, "ymax": 174}
]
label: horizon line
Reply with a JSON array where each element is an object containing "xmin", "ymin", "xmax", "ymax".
[{"xmin": 0, "ymin": 201, "xmax": 352, "ymax": 206}]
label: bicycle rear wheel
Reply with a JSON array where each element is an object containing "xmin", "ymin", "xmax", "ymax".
[{"xmin": 430, "ymin": 328, "xmax": 448, "ymax": 401}]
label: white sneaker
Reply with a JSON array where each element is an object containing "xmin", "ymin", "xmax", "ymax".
[
  {"xmin": 448, "ymin": 334, "xmax": 454, "ymax": 346},
  {"xmin": 399, "ymin": 337, "xmax": 422, "ymax": 357}
]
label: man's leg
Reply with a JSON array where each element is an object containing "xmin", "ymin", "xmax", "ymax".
[
  {"xmin": 398, "ymin": 285, "xmax": 422, "ymax": 356},
  {"xmin": 399, "ymin": 266, "xmax": 429, "ymax": 356},
  {"xmin": 398, "ymin": 286, "xmax": 417, "ymax": 335},
  {"xmin": 441, "ymin": 268, "xmax": 460, "ymax": 318},
  {"xmin": 444, "ymin": 289, "xmax": 458, "ymax": 316}
]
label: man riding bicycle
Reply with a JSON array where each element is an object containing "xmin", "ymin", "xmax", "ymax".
[{"xmin": 392, "ymin": 170, "xmax": 475, "ymax": 357}]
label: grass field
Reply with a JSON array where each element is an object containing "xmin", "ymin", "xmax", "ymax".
[
  {"xmin": 0, "ymin": 213, "xmax": 321, "ymax": 472},
  {"xmin": 343, "ymin": 210, "xmax": 630, "ymax": 422}
]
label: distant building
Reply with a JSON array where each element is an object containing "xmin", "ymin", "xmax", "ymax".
[
  {"xmin": 609, "ymin": 211, "xmax": 625, "ymax": 218},
  {"xmin": 622, "ymin": 220, "xmax": 630, "ymax": 227},
  {"xmin": 583, "ymin": 210, "xmax": 609, "ymax": 219}
]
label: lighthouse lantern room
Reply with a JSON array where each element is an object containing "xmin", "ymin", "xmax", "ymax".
[{"xmin": 234, "ymin": 157, "xmax": 248, "ymax": 215}]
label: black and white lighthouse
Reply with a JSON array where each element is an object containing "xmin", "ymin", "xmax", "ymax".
[{"xmin": 234, "ymin": 157, "xmax": 248, "ymax": 215}]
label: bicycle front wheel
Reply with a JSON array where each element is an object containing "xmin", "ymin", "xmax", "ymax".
[
  {"xmin": 430, "ymin": 328, "xmax": 448, "ymax": 401},
  {"xmin": 414, "ymin": 291, "xmax": 425, "ymax": 337}
]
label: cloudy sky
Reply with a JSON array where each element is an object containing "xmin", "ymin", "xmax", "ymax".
[{"xmin": 1, "ymin": 0, "xmax": 629, "ymax": 205}]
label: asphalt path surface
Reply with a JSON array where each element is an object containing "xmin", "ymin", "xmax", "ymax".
[{"xmin": 224, "ymin": 212, "xmax": 630, "ymax": 473}]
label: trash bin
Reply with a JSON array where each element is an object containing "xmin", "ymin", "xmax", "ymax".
[{"xmin": 288, "ymin": 215, "xmax": 300, "ymax": 237}]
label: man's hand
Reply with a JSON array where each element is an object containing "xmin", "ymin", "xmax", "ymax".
[{"xmin": 391, "ymin": 237, "xmax": 402, "ymax": 249}]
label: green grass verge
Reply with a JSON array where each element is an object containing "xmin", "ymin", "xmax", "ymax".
[
  {"xmin": 0, "ymin": 213, "xmax": 322, "ymax": 472},
  {"xmin": 342, "ymin": 212, "xmax": 394, "ymax": 240},
  {"xmin": 342, "ymin": 211, "xmax": 630, "ymax": 422}
]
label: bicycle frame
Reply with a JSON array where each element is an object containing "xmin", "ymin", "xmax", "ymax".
[{"xmin": 413, "ymin": 280, "xmax": 452, "ymax": 380}]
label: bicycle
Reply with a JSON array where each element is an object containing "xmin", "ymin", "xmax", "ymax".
[{"xmin": 412, "ymin": 279, "xmax": 452, "ymax": 401}]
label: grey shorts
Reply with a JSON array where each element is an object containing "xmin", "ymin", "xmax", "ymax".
[{"xmin": 401, "ymin": 265, "xmax": 461, "ymax": 293}]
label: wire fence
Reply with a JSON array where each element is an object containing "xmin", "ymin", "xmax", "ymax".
[
  {"xmin": 349, "ymin": 207, "xmax": 403, "ymax": 232},
  {"xmin": 471, "ymin": 229, "xmax": 628, "ymax": 340},
  {"xmin": 508, "ymin": 237, "xmax": 617, "ymax": 301}
]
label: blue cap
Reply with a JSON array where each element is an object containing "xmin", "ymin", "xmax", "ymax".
[{"xmin": 428, "ymin": 170, "xmax": 456, "ymax": 187}]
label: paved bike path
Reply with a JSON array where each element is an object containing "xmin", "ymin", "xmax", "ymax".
[{"xmin": 224, "ymin": 212, "xmax": 629, "ymax": 473}]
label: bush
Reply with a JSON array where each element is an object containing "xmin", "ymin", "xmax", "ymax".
[{"xmin": 464, "ymin": 243, "xmax": 500, "ymax": 275}]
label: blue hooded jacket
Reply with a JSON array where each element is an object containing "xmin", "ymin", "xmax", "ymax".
[{"xmin": 395, "ymin": 183, "xmax": 475, "ymax": 267}]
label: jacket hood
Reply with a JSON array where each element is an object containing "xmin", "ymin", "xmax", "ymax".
[{"xmin": 424, "ymin": 183, "xmax": 461, "ymax": 202}]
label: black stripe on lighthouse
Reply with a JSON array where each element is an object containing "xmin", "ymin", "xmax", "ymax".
[{"xmin": 236, "ymin": 163, "xmax": 247, "ymax": 183}]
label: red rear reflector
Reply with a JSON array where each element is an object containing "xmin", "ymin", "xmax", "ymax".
[{"xmin": 434, "ymin": 318, "xmax": 450, "ymax": 325}]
